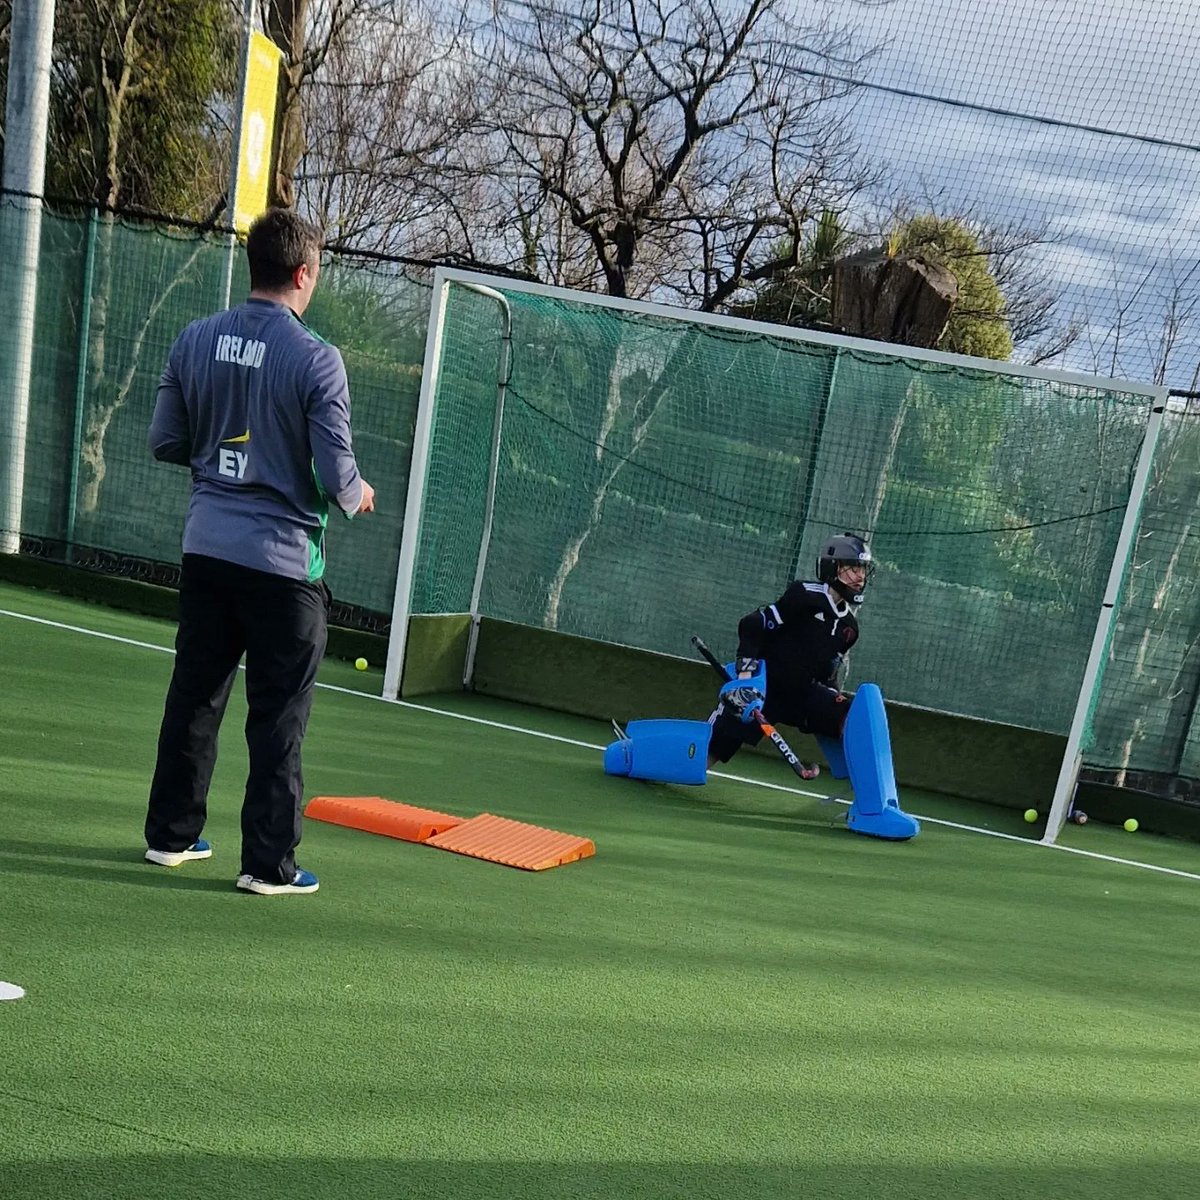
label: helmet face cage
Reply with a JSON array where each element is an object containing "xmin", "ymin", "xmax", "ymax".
[{"xmin": 816, "ymin": 533, "xmax": 874, "ymax": 603}]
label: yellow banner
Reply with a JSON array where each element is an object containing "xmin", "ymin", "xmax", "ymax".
[{"xmin": 233, "ymin": 32, "xmax": 283, "ymax": 234}]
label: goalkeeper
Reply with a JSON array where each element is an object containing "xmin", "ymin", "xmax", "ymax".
[{"xmin": 707, "ymin": 532, "xmax": 873, "ymax": 778}]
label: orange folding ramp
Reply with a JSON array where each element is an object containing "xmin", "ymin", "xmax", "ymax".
[
  {"xmin": 425, "ymin": 813, "xmax": 595, "ymax": 871},
  {"xmin": 305, "ymin": 796, "xmax": 464, "ymax": 843}
]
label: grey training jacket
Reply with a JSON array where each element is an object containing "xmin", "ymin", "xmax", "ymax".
[{"xmin": 149, "ymin": 298, "xmax": 364, "ymax": 582}]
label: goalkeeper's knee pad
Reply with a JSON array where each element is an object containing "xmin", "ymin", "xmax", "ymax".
[{"xmin": 603, "ymin": 719, "xmax": 711, "ymax": 786}]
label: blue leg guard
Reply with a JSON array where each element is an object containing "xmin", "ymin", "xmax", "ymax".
[
  {"xmin": 843, "ymin": 685, "xmax": 920, "ymax": 840},
  {"xmin": 603, "ymin": 719, "xmax": 711, "ymax": 786}
]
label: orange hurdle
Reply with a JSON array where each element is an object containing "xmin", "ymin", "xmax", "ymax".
[
  {"xmin": 426, "ymin": 813, "xmax": 595, "ymax": 871},
  {"xmin": 304, "ymin": 796, "xmax": 464, "ymax": 843}
]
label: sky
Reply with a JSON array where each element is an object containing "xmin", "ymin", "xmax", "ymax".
[{"xmin": 804, "ymin": 0, "xmax": 1200, "ymax": 387}]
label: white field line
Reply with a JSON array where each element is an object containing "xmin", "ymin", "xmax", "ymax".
[{"xmin": 4, "ymin": 606, "xmax": 1198, "ymax": 883}]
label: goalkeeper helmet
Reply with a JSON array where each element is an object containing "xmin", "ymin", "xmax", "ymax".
[{"xmin": 817, "ymin": 532, "xmax": 874, "ymax": 605}]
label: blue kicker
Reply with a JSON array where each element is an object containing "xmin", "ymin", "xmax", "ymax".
[
  {"xmin": 603, "ymin": 719, "xmax": 711, "ymax": 786},
  {"xmin": 839, "ymin": 684, "xmax": 920, "ymax": 840}
]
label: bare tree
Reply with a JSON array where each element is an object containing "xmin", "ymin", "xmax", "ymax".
[
  {"xmin": 264, "ymin": 0, "xmax": 382, "ymax": 209},
  {"xmin": 979, "ymin": 219, "xmax": 1083, "ymax": 364},
  {"xmin": 281, "ymin": 0, "xmax": 883, "ymax": 291},
  {"xmin": 461, "ymin": 0, "xmax": 879, "ymax": 308},
  {"xmin": 292, "ymin": 0, "xmax": 486, "ymax": 257},
  {"xmin": 1146, "ymin": 256, "xmax": 1200, "ymax": 387}
]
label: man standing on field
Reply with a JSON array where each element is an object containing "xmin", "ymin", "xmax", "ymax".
[{"xmin": 144, "ymin": 207, "xmax": 375, "ymax": 896}]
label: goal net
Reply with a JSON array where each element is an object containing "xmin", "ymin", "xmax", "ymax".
[{"xmin": 385, "ymin": 269, "xmax": 1165, "ymax": 840}]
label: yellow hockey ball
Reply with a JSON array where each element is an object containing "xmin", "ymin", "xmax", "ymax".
[
  {"xmin": 1123, "ymin": 818, "xmax": 1138, "ymax": 833},
  {"xmin": 1023, "ymin": 808, "xmax": 1038, "ymax": 823},
  {"xmin": 354, "ymin": 657, "xmax": 368, "ymax": 671}
]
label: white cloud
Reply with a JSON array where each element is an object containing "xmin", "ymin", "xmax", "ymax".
[
  {"xmin": 809, "ymin": 0, "xmax": 1200, "ymax": 145},
  {"xmin": 1040, "ymin": 243, "xmax": 1123, "ymax": 291},
  {"xmin": 1055, "ymin": 206, "xmax": 1200, "ymax": 258}
]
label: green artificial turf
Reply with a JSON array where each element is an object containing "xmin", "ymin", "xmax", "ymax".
[{"xmin": 1, "ymin": 582, "xmax": 1198, "ymax": 1200}]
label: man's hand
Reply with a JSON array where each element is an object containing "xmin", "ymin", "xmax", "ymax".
[{"xmin": 357, "ymin": 479, "xmax": 376, "ymax": 513}]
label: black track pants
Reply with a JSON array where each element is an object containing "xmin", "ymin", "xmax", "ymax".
[{"xmin": 145, "ymin": 554, "xmax": 329, "ymax": 882}]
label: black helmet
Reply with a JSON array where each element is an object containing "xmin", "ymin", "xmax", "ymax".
[{"xmin": 816, "ymin": 532, "xmax": 874, "ymax": 604}]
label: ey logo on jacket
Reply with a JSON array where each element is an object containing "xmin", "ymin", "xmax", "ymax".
[{"xmin": 219, "ymin": 429, "xmax": 250, "ymax": 479}]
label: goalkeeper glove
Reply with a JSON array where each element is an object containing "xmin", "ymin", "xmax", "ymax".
[{"xmin": 720, "ymin": 680, "xmax": 764, "ymax": 724}]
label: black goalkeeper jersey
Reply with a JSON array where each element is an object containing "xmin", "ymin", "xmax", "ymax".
[{"xmin": 735, "ymin": 580, "xmax": 859, "ymax": 701}]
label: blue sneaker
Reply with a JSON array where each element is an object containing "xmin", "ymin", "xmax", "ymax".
[
  {"xmin": 145, "ymin": 839, "xmax": 212, "ymax": 867},
  {"xmin": 235, "ymin": 868, "xmax": 319, "ymax": 895}
]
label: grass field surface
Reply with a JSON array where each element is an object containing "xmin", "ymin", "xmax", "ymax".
[{"xmin": 1, "ymin": 581, "xmax": 1198, "ymax": 1200}]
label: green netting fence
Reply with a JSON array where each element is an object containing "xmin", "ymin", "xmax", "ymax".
[
  {"xmin": 0, "ymin": 202, "xmax": 430, "ymax": 619},
  {"xmin": 1089, "ymin": 400, "xmax": 1200, "ymax": 792},
  {"xmin": 0, "ymin": 209, "xmax": 1196, "ymax": 795}
]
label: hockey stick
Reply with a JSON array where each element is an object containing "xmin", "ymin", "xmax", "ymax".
[{"xmin": 690, "ymin": 634, "xmax": 819, "ymax": 781}]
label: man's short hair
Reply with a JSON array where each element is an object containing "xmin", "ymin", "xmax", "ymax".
[{"xmin": 246, "ymin": 208, "xmax": 324, "ymax": 290}]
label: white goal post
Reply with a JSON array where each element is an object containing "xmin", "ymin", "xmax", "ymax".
[{"xmin": 1042, "ymin": 396, "xmax": 1166, "ymax": 843}]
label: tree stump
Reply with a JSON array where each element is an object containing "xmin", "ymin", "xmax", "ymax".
[{"xmin": 831, "ymin": 249, "xmax": 958, "ymax": 349}]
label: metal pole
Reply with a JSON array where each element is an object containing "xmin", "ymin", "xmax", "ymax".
[{"xmin": 0, "ymin": 0, "xmax": 56, "ymax": 555}]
